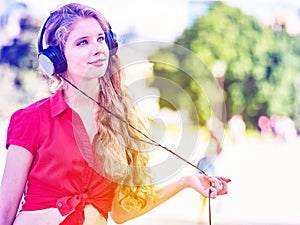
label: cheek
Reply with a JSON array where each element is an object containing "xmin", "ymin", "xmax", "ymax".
[{"xmin": 65, "ymin": 50, "xmax": 86, "ymax": 72}]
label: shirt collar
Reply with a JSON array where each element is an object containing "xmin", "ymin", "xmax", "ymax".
[{"xmin": 50, "ymin": 89, "xmax": 70, "ymax": 118}]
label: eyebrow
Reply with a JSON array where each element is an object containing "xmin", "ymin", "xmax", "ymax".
[{"xmin": 73, "ymin": 32, "xmax": 105, "ymax": 42}]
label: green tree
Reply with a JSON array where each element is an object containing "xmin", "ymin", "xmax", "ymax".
[{"xmin": 150, "ymin": 1, "xmax": 300, "ymax": 129}]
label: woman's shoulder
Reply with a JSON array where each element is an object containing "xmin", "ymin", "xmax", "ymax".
[
  {"xmin": 12, "ymin": 95, "xmax": 52, "ymax": 119},
  {"xmin": 6, "ymin": 95, "xmax": 53, "ymax": 152},
  {"xmin": 27, "ymin": 95, "xmax": 52, "ymax": 110}
]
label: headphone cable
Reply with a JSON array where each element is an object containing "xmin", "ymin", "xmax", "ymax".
[
  {"xmin": 59, "ymin": 75, "xmax": 207, "ymax": 173},
  {"xmin": 59, "ymin": 74, "xmax": 213, "ymax": 225}
]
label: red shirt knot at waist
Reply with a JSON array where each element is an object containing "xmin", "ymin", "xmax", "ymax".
[
  {"xmin": 56, "ymin": 193, "xmax": 89, "ymax": 216},
  {"xmin": 57, "ymin": 193, "xmax": 90, "ymax": 225}
]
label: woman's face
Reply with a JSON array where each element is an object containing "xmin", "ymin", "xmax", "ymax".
[{"xmin": 64, "ymin": 17, "xmax": 109, "ymax": 83}]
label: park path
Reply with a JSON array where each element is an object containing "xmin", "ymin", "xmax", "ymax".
[{"xmin": 108, "ymin": 136, "xmax": 300, "ymax": 225}]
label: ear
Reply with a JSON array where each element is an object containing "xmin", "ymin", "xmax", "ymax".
[{"xmin": 50, "ymin": 75, "xmax": 64, "ymax": 92}]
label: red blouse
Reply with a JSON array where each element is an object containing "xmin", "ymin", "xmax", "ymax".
[{"xmin": 6, "ymin": 89, "xmax": 117, "ymax": 225}]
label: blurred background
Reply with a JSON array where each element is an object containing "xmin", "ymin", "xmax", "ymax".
[{"xmin": 1, "ymin": 0, "xmax": 300, "ymax": 224}]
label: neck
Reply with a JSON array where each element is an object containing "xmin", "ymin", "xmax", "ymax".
[
  {"xmin": 62, "ymin": 77, "xmax": 100, "ymax": 143},
  {"xmin": 63, "ymin": 76, "xmax": 99, "ymax": 111}
]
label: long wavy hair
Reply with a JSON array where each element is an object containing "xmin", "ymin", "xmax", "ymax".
[{"xmin": 42, "ymin": 3, "xmax": 156, "ymax": 210}]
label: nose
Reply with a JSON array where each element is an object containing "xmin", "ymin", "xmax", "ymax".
[{"xmin": 92, "ymin": 41, "xmax": 107, "ymax": 56}]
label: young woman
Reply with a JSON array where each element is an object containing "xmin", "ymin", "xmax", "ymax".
[{"xmin": 0, "ymin": 3, "xmax": 230, "ymax": 225}]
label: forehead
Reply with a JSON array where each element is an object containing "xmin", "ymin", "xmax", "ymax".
[{"xmin": 68, "ymin": 17, "xmax": 104, "ymax": 38}]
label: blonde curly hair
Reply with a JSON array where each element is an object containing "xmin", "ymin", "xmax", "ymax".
[{"xmin": 96, "ymin": 54, "xmax": 157, "ymax": 210}]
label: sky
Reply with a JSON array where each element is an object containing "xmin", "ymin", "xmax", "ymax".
[
  {"xmin": 20, "ymin": 0, "xmax": 190, "ymax": 42},
  {"xmin": 4, "ymin": 0, "xmax": 299, "ymax": 42}
]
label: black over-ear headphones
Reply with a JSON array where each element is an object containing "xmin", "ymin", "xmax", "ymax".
[{"xmin": 37, "ymin": 14, "xmax": 118, "ymax": 76}]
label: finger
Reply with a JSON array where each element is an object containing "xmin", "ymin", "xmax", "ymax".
[
  {"xmin": 209, "ymin": 187, "xmax": 217, "ymax": 199},
  {"xmin": 209, "ymin": 177, "xmax": 223, "ymax": 190},
  {"xmin": 215, "ymin": 176, "xmax": 231, "ymax": 183},
  {"xmin": 217, "ymin": 180, "xmax": 229, "ymax": 195}
]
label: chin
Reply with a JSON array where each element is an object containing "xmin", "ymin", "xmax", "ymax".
[{"xmin": 85, "ymin": 66, "xmax": 106, "ymax": 78}]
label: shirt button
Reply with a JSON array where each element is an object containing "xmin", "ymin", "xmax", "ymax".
[{"xmin": 57, "ymin": 202, "xmax": 63, "ymax": 207}]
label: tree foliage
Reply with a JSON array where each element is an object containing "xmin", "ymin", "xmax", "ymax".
[
  {"xmin": 0, "ymin": 14, "xmax": 49, "ymax": 117},
  {"xmin": 150, "ymin": 1, "xmax": 300, "ymax": 129}
]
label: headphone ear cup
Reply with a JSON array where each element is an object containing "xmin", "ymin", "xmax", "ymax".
[
  {"xmin": 38, "ymin": 46, "xmax": 67, "ymax": 75},
  {"xmin": 105, "ymin": 30, "xmax": 118, "ymax": 56}
]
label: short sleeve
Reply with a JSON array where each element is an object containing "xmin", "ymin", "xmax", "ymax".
[{"xmin": 6, "ymin": 108, "xmax": 40, "ymax": 155}]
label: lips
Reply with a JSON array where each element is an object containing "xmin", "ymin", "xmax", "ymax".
[{"xmin": 89, "ymin": 59, "xmax": 106, "ymax": 67}]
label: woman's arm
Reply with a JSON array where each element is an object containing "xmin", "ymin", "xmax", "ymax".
[
  {"xmin": 110, "ymin": 174, "xmax": 230, "ymax": 224},
  {"xmin": 0, "ymin": 145, "xmax": 33, "ymax": 225}
]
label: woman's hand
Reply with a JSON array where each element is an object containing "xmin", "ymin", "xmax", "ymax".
[
  {"xmin": 111, "ymin": 173, "xmax": 230, "ymax": 223},
  {"xmin": 184, "ymin": 174, "xmax": 231, "ymax": 198}
]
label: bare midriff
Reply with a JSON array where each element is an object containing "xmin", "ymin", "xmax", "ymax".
[{"xmin": 13, "ymin": 204, "xmax": 107, "ymax": 225}]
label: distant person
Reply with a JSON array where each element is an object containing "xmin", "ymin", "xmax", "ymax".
[
  {"xmin": 227, "ymin": 114, "xmax": 246, "ymax": 141},
  {"xmin": 273, "ymin": 116, "xmax": 297, "ymax": 143},
  {"xmin": 198, "ymin": 116, "xmax": 224, "ymax": 213},
  {"xmin": 258, "ymin": 115, "xmax": 272, "ymax": 137}
]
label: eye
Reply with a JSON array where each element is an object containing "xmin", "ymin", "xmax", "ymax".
[
  {"xmin": 97, "ymin": 36, "xmax": 105, "ymax": 42},
  {"xmin": 77, "ymin": 40, "xmax": 88, "ymax": 46}
]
